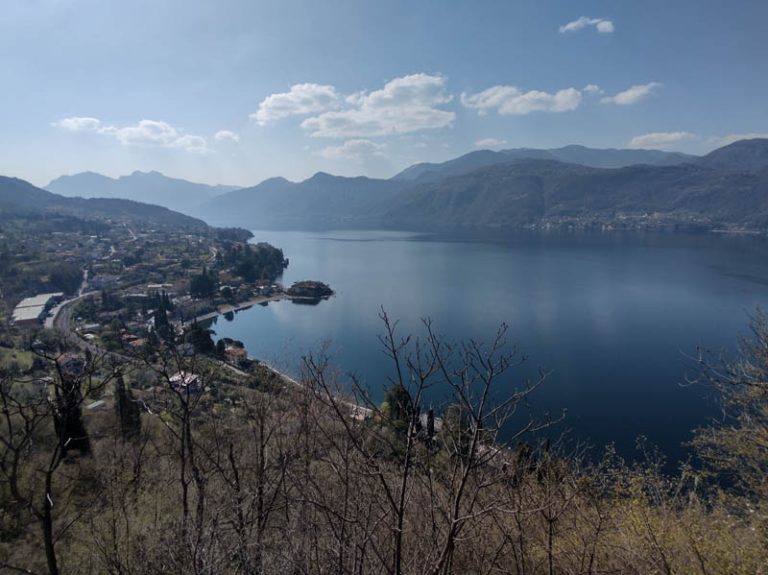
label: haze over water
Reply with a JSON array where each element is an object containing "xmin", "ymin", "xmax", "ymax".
[{"xmin": 213, "ymin": 229, "xmax": 768, "ymax": 463}]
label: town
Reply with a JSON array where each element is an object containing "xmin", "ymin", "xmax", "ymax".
[{"xmin": 0, "ymin": 210, "xmax": 333, "ymax": 394}]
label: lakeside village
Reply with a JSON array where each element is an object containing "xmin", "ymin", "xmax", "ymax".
[{"xmin": 0, "ymin": 217, "xmax": 332, "ymax": 397}]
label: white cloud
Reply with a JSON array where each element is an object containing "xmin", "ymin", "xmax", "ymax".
[
  {"xmin": 583, "ymin": 84, "xmax": 603, "ymax": 95},
  {"xmin": 601, "ymin": 82, "xmax": 661, "ymax": 105},
  {"xmin": 53, "ymin": 116, "xmax": 209, "ymax": 153},
  {"xmin": 51, "ymin": 116, "xmax": 102, "ymax": 131},
  {"xmin": 301, "ymin": 73, "xmax": 454, "ymax": 138},
  {"xmin": 170, "ymin": 134, "xmax": 209, "ymax": 154},
  {"xmin": 559, "ymin": 17, "xmax": 615, "ymax": 34},
  {"xmin": 474, "ymin": 138, "xmax": 507, "ymax": 148},
  {"xmin": 319, "ymin": 139, "xmax": 386, "ymax": 159},
  {"xmin": 461, "ymin": 85, "xmax": 582, "ymax": 115},
  {"xmin": 214, "ymin": 130, "xmax": 240, "ymax": 143},
  {"xmin": 104, "ymin": 119, "xmax": 180, "ymax": 147},
  {"xmin": 251, "ymin": 83, "xmax": 339, "ymax": 125},
  {"xmin": 709, "ymin": 132, "xmax": 768, "ymax": 147},
  {"xmin": 627, "ymin": 131, "xmax": 696, "ymax": 149}
]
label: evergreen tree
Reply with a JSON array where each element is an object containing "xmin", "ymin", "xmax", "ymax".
[
  {"xmin": 53, "ymin": 373, "xmax": 90, "ymax": 456},
  {"xmin": 185, "ymin": 321, "xmax": 216, "ymax": 355},
  {"xmin": 382, "ymin": 383, "xmax": 415, "ymax": 435},
  {"xmin": 115, "ymin": 372, "xmax": 142, "ymax": 443}
]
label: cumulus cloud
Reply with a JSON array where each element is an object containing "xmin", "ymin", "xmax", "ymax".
[
  {"xmin": 301, "ymin": 74, "xmax": 454, "ymax": 138},
  {"xmin": 601, "ymin": 82, "xmax": 661, "ymax": 105},
  {"xmin": 51, "ymin": 116, "xmax": 103, "ymax": 131},
  {"xmin": 169, "ymin": 134, "xmax": 209, "ymax": 154},
  {"xmin": 251, "ymin": 83, "xmax": 339, "ymax": 125},
  {"xmin": 214, "ymin": 130, "xmax": 240, "ymax": 143},
  {"xmin": 53, "ymin": 116, "xmax": 209, "ymax": 153},
  {"xmin": 319, "ymin": 139, "xmax": 386, "ymax": 159},
  {"xmin": 103, "ymin": 120, "xmax": 180, "ymax": 147},
  {"xmin": 559, "ymin": 17, "xmax": 615, "ymax": 34},
  {"xmin": 583, "ymin": 84, "xmax": 603, "ymax": 95},
  {"xmin": 461, "ymin": 85, "xmax": 582, "ymax": 115},
  {"xmin": 474, "ymin": 138, "xmax": 507, "ymax": 148},
  {"xmin": 627, "ymin": 131, "xmax": 696, "ymax": 149}
]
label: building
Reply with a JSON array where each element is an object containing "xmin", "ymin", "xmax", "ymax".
[
  {"xmin": 11, "ymin": 292, "xmax": 64, "ymax": 327},
  {"xmin": 169, "ymin": 371, "xmax": 201, "ymax": 394}
]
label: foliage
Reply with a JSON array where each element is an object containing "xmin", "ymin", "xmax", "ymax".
[
  {"xmin": 0, "ymin": 314, "xmax": 767, "ymax": 573},
  {"xmin": 183, "ymin": 321, "xmax": 215, "ymax": 355},
  {"xmin": 48, "ymin": 262, "xmax": 83, "ymax": 295},
  {"xmin": 692, "ymin": 308, "xmax": 768, "ymax": 499},
  {"xmin": 190, "ymin": 266, "xmax": 217, "ymax": 298},
  {"xmin": 221, "ymin": 242, "xmax": 287, "ymax": 282}
]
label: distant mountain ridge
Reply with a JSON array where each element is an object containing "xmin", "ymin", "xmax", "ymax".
[
  {"xmin": 196, "ymin": 139, "xmax": 768, "ymax": 232},
  {"xmin": 46, "ymin": 170, "xmax": 239, "ymax": 215},
  {"xmin": 0, "ymin": 175, "xmax": 208, "ymax": 230},
  {"xmin": 392, "ymin": 145, "xmax": 695, "ymax": 182}
]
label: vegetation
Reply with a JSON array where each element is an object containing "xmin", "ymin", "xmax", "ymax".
[
  {"xmin": 200, "ymin": 139, "xmax": 768, "ymax": 233},
  {"xmin": 218, "ymin": 241, "xmax": 287, "ymax": 282},
  {"xmin": 190, "ymin": 266, "xmax": 218, "ymax": 298},
  {"xmin": 0, "ymin": 311, "xmax": 766, "ymax": 574}
]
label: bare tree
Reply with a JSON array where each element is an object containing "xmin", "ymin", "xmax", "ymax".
[{"xmin": 0, "ymin": 348, "xmax": 118, "ymax": 575}]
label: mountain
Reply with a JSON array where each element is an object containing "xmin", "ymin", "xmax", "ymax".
[
  {"xmin": 697, "ymin": 138, "xmax": 768, "ymax": 172},
  {"xmin": 196, "ymin": 172, "xmax": 403, "ymax": 228},
  {"xmin": 46, "ymin": 170, "xmax": 239, "ymax": 215},
  {"xmin": 198, "ymin": 139, "xmax": 768, "ymax": 233},
  {"xmin": 383, "ymin": 159, "xmax": 768, "ymax": 230},
  {"xmin": 0, "ymin": 176, "xmax": 208, "ymax": 230},
  {"xmin": 392, "ymin": 145, "xmax": 695, "ymax": 182}
]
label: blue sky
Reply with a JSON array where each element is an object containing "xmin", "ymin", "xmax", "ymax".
[{"xmin": 2, "ymin": 0, "xmax": 767, "ymax": 187}]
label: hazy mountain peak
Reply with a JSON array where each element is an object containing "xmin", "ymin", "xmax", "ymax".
[
  {"xmin": 46, "ymin": 170, "xmax": 237, "ymax": 214},
  {"xmin": 308, "ymin": 171, "xmax": 335, "ymax": 181},
  {"xmin": 700, "ymin": 138, "xmax": 768, "ymax": 172}
]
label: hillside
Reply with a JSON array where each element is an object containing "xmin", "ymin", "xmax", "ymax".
[
  {"xmin": 197, "ymin": 139, "xmax": 768, "ymax": 232},
  {"xmin": 392, "ymin": 144, "xmax": 695, "ymax": 182},
  {"xmin": 0, "ymin": 175, "xmax": 209, "ymax": 230},
  {"xmin": 47, "ymin": 170, "xmax": 239, "ymax": 215},
  {"xmin": 385, "ymin": 159, "xmax": 768, "ymax": 230},
  {"xmin": 697, "ymin": 138, "xmax": 768, "ymax": 172},
  {"xmin": 197, "ymin": 172, "xmax": 404, "ymax": 228}
]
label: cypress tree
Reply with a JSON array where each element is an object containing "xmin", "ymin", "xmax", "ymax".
[{"xmin": 115, "ymin": 372, "xmax": 142, "ymax": 443}]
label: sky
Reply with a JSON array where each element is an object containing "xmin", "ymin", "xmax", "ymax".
[{"xmin": 1, "ymin": 0, "xmax": 767, "ymax": 187}]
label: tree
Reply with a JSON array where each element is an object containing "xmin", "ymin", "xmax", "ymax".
[
  {"xmin": 691, "ymin": 308, "xmax": 768, "ymax": 500},
  {"xmin": 382, "ymin": 382, "xmax": 415, "ymax": 432},
  {"xmin": 184, "ymin": 321, "xmax": 215, "ymax": 355},
  {"xmin": 115, "ymin": 371, "xmax": 142, "ymax": 443},
  {"xmin": 190, "ymin": 266, "xmax": 217, "ymax": 299},
  {"xmin": 0, "ymin": 351, "xmax": 118, "ymax": 574},
  {"xmin": 301, "ymin": 310, "xmax": 548, "ymax": 575}
]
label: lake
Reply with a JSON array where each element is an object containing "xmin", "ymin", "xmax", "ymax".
[{"xmin": 211, "ymin": 229, "xmax": 768, "ymax": 465}]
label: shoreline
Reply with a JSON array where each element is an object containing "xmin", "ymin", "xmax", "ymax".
[
  {"xmin": 192, "ymin": 291, "xmax": 331, "ymax": 325},
  {"xmin": 192, "ymin": 293, "xmax": 289, "ymax": 324},
  {"xmin": 255, "ymin": 358, "xmax": 373, "ymax": 421}
]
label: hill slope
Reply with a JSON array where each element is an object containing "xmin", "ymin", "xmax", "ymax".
[
  {"xmin": 196, "ymin": 172, "xmax": 404, "ymax": 229},
  {"xmin": 392, "ymin": 145, "xmax": 695, "ymax": 182},
  {"xmin": 1, "ymin": 176, "xmax": 208, "ymax": 230},
  {"xmin": 47, "ymin": 170, "xmax": 238, "ymax": 215},
  {"xmin": 200, "ymin": 139, "xmax": 768, "ymax": 232}
]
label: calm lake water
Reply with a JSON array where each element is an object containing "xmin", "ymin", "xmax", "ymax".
[{"xmin": 212, "ymin": 229, "xmax": 768, "ymax": 464}]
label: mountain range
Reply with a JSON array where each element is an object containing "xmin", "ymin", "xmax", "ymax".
[
  {"xmin": 392, "ymin": 145, "xmax": 696, "ymax": 182},
  {"xmin": 29, "ymin": 139, "xmax": 768, "ymax": 233},
  {"xmin": 193, "ymin": 139, "xmax": 768, "ymax": 232},
  {"xmin": 0, "ymin": 176, "xmax": 208, "ymax": 230},
  {"xmin": 46, "ymin": 170, "xmax": 238, "ymax": 215}
]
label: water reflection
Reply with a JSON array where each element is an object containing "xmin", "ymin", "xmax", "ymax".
[{"xmin": 213, "ymin": 229, "xmax": 768, "ymax": 463}]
